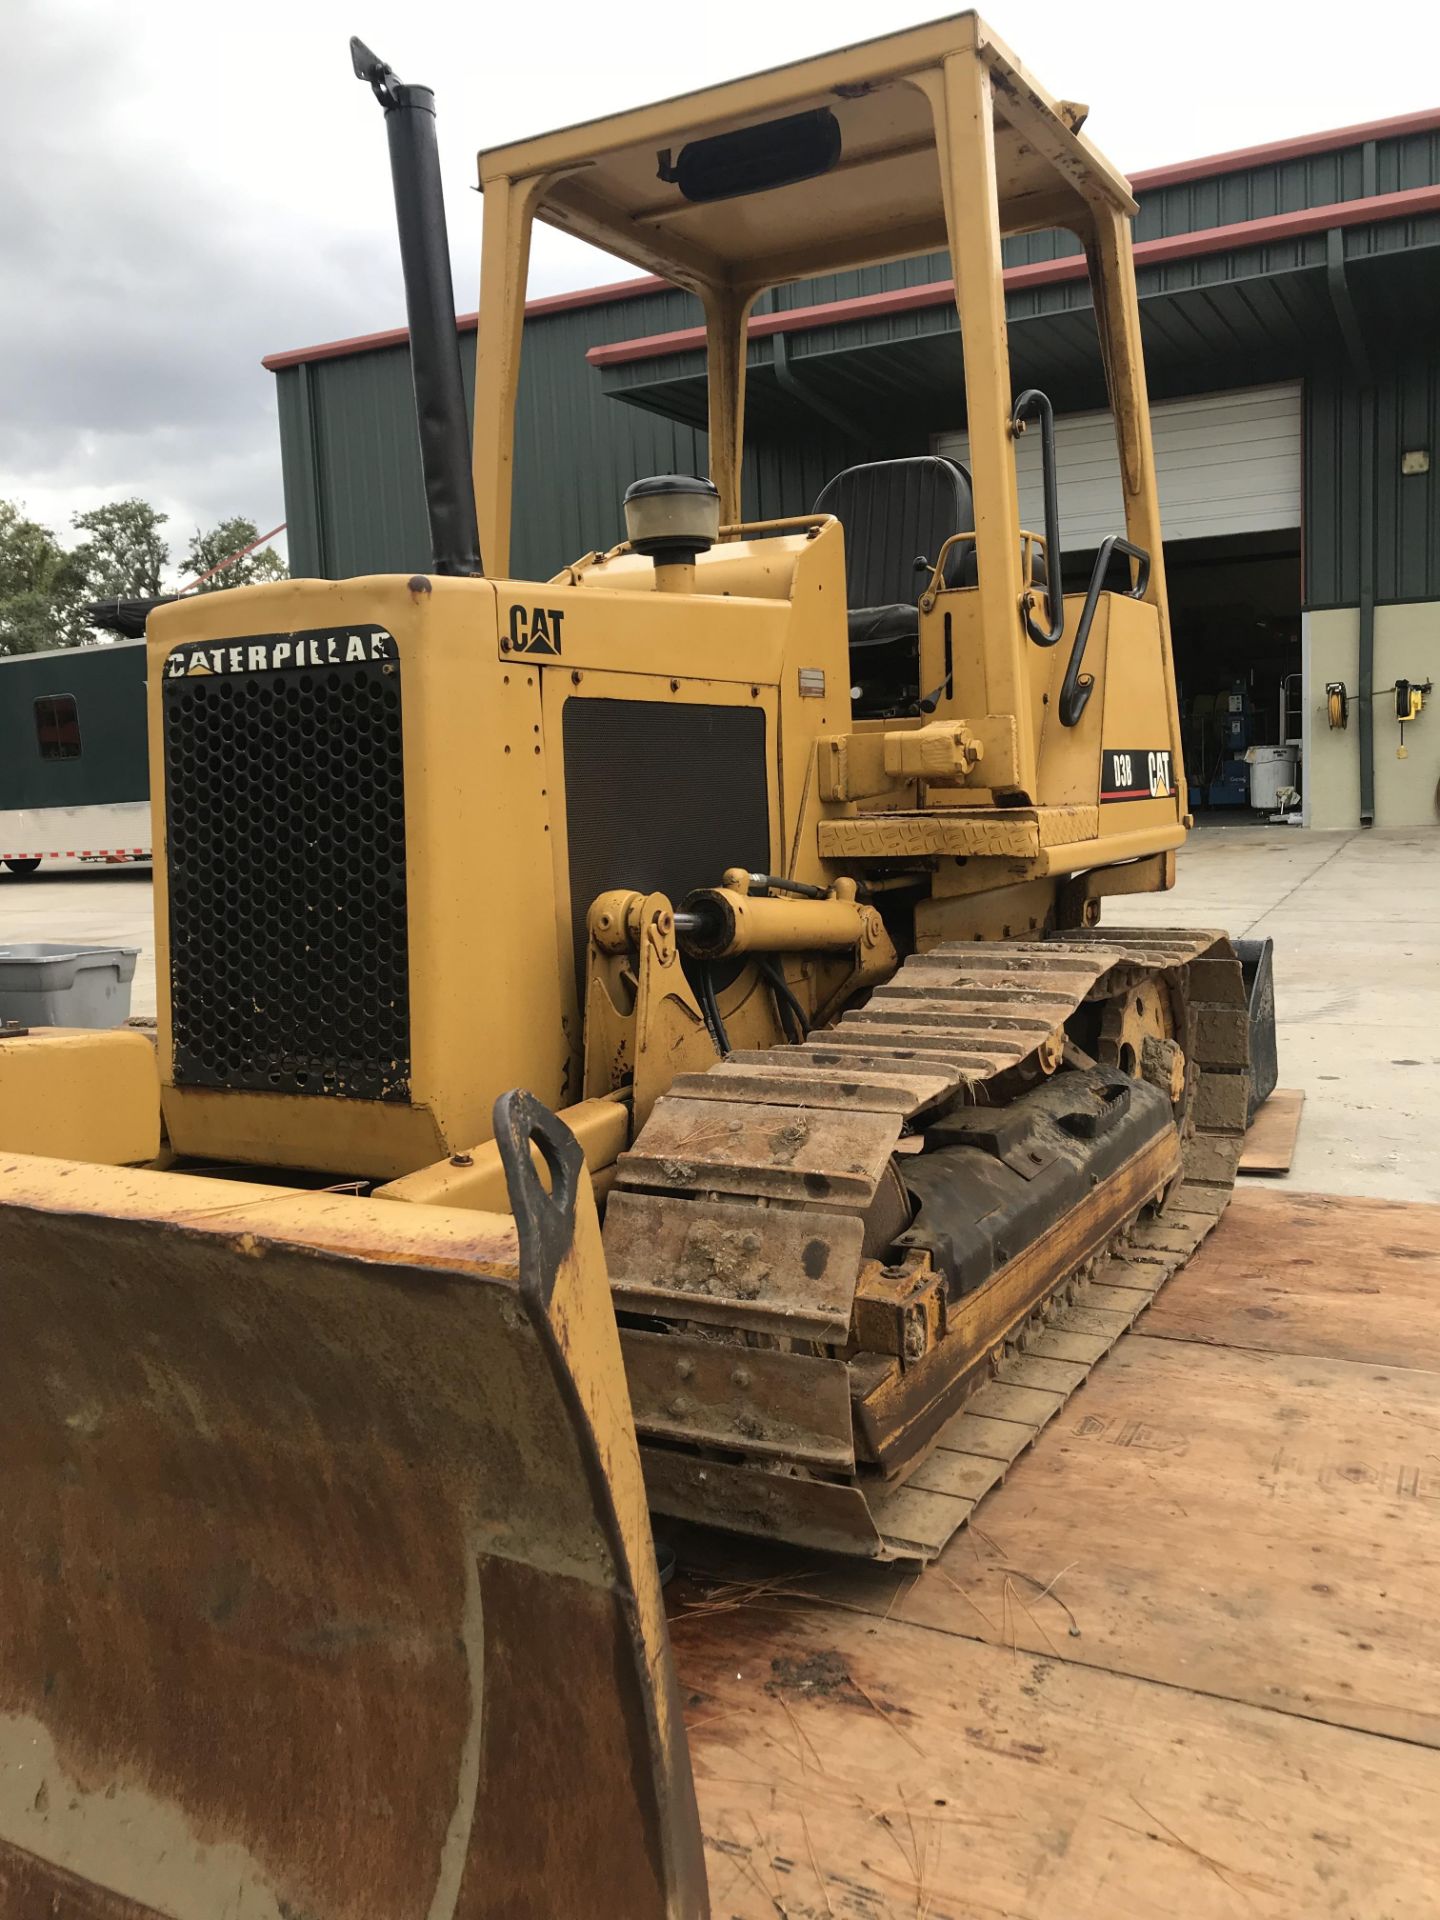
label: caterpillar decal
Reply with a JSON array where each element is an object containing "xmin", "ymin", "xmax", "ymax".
[{"xmin": 164, "ymin": 627, "xmax": 397, "ymax": 678}]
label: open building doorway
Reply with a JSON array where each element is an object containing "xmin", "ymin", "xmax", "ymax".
[{"xmin": 1163, "ymin": 529, "xmax": 1302, "ymax": 820}]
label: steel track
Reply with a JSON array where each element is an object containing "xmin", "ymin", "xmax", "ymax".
[{"xmin": 604, "ymin": 929, "xmax": 1250, "ymax": 1562}]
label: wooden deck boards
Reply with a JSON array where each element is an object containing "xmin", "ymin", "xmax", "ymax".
[
  {"xmin": 1239, "ymin": 1086, "xmax": 1306, "ymax": 1174},
  {"xmin": 855, "ymin": 1336, "xmax": 1440, "ymax": 1745},
  {"xmin": 669, "ymin": 1188, "xmax": 1440, "ymax": 1917}
]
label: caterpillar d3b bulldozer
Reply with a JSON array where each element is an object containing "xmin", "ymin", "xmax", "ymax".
[{"xmin": 1, "ymin": 15, "xmax": 1267, "ymax": 1918}]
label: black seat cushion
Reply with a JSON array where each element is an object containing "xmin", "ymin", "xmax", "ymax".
[
  {"xmin": 814, "ymin": 456, "xmax": 976, "ymax": 610},
  {"xmin": 847, "ymin": 603, "xmax": 919, "ymax": 648},
  {"xmin": 953, "ymin": 542, "xmax": 1048, "ymax": 589}
]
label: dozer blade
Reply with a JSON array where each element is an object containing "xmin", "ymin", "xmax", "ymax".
[{"xmin": 0, "ymin": 1093, "xmax": 707, "ymax": 1919}]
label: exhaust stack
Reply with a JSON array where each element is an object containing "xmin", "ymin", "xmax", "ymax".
[{"xmin": 352, "ymin": 37, "xmax": 483, "ymax": 577}]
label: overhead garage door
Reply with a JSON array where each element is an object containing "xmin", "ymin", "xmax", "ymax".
[{"xmin": 935, "ymin": 383, "xmax": 1302, "ymax": 550}]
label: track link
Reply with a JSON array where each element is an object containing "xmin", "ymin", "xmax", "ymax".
[{"xmin": 604, "ymin": 930, "xmax": 1250, "ymax": 1562}]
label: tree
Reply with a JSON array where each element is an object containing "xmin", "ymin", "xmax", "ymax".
[
  {"xmin": 182, "ymin": 517, "xmax": 287, "ymax": 592},
  {"xmin": 0, "ymin": 501, "xmax": 89, "ymax": 654},
  {"xmin": 0, "ymin": 497, "xmax": 286, "ymax": 656},
  {"xmin": 71, "ymin": 498, "xmax": 170, "ymax": 600}
]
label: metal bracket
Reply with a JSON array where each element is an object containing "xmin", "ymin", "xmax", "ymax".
[{"xmin": 492, "ymin": 1087, "xmax": 585, "ymax": 1316}]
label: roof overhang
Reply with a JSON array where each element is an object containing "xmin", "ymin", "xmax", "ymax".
[{"xmin": 590, "ymin": 189, "xmax": 1440, "ymax": 435}]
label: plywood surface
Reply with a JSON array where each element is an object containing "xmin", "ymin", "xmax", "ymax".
[
  {"xmin": 1141, "ymin": 1185, "xmax": 1440, "ymax": 1369},
  {"xmin": 667, "ymin": 1186, "xmax": 1440, "ymax": 1916},
  {"xmin": 1240, "ymin": 1086, "xmax": 1305, "ymax": 1174},
  {"xmin": 676, "ymin": 1598, "xmax": 1440, "ymax": 1920},
  {"xmin": 863, "ymin": 1336, "xmax": 1440, "ymax": 1745}
]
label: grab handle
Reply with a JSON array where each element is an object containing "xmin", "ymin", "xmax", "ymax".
[
  {"xmin": 1059, "ymin": 534, "xmax": 1151, "ymax": 728},
  {"xmin": 1010, "ymin": 388, "xmax": 1064, "ymax": 647}
]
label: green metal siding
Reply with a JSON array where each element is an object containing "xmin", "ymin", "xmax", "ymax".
[
  {"xmin": 511, "ymin": 288, "xmax": 707, "ymax": 576},
  {"xmin": 1305, "ymin": 347, "xmax": 1440, "ymax": 608},
  {"xmin": 1304, "ymin": 368, "xmax": 1361, "ymax": 607},
  {"xmin": 1384, "ymin": 352, "xmax": 1440, "ymax": 601},
  {"xmin": 0, "ymin": 642, "xmax": 148, "ymax": 809},
  {"xmin": 274, "ymin": 364, "xmax": 329, "ymax": 577},
  {"xmin": 1378, "ymin": 128, "xmax": 1440, "ymax": 194},
  {"xmin": 276, "ymin": 291, "xmax": 712, "ymax": 582},
  {"xmin": 274, "ymin": 292, "xmax": 881, "ymax": 581}
]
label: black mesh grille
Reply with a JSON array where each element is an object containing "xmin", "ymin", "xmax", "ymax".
[{"xmin": 164, "ymin": 653, "xmax": 410, "ymax": 1101}]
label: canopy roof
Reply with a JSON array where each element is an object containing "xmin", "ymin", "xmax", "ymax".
[{"xmin": 477, "ymin": 12, "xmax": 1136, "ymax": 294}]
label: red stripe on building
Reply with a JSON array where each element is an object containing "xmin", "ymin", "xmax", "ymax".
[{"xmin": 260, "ymin": 273, "xmax": 670, "ymax": 371}]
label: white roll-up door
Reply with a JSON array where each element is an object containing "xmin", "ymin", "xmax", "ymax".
[{"xmin": 934, "ymin": 382, "xmax": 1302, "ymax": 549}]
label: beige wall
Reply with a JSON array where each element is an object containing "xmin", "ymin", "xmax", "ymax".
[
  {"xmin": 1302, "ymin": 609, "xmax": 1361, "ymax": 828},
  {"xmin": 1302, "ymin": 604, "xmax": 1440, "ymax": 830}
]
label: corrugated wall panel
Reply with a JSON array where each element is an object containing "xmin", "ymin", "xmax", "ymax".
[
  {"xmin": 274, "ymin": 366, "xmax": 327, "ymax": 577},
  {"xmin": 311, "ymin": 349, "xmax": 436, "ymax": 578},
  {"xmin": 1304, "ymin": 346, "xmax": 1440, "ymax": 609},
  {"xmin": 1379, "ymin": 349, "xmax": 1440, "ymax": 603},
  {"xmin": 1135, "ymin": 150, "xmax": 1365, "ymax": 240},
  {"xmin": 1303, "ymin": 367, "xmax": 1360, "ymax": 608},
  {"xmin": 277, "ymin": 285, "xmax": 706, "ymax": 582},
  {"xmin": 1346, "ymin": 211, "xmax": 1440, "ymax": 257},
  {"xmin": 510, "ymin": 286, "xmax": 707, "ymax": 576},
  {"xmin": 742, "ymin": 430, "xmax": 868, "ymax": 523},
  {"xmin": 1380, "ymin": 129, "xmax": 1440, "ymax": 193}
]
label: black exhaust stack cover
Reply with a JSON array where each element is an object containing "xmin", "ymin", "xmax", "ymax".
[{"xmin": 351, "ymin": 37, "xmax": 483, "ymax": 577}]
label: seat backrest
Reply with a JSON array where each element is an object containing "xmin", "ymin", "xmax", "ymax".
[{"xmin": 814, "ymin": 456, "xmax": 975, "ymax": 608}]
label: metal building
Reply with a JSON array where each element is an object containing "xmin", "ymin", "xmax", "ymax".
[
  {"xmin": 267, "ymin": 109, "xmax": 1440, "ymax": 831},
  {"xmin": 0, "ymin": 641, "xmax": 150, "ymax": 872}
]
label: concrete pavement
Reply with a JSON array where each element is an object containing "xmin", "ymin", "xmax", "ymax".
[
  {"xmin": 1116, "ymin": 824, "xmax": 1440, "ymax": 1202},
  {"xmin": 0, "ymin": 866, "xmax": 156, "ymax": 1024}
]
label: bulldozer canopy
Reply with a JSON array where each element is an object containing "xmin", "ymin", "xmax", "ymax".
[
  {"xmin": 471, "ymin": 12, "xmax": 1145, "ymax": 569},
  {"xmin": 477, "ymin": 11, "xmax": 1136, "ymax": 292}
]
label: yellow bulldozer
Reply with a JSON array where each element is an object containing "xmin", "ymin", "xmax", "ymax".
[{"xmin": 1, "ymin": 14, "xmax": 1263, "ymax": 1916}]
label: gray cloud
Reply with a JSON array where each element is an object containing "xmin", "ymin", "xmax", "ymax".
[
  {"xmin": 4, "ymin": 0, "xmax": 1432, "ymax": 574},
  {"xmin": 2, "ymin": 1, "xmax": 399, "ymax": 557}
]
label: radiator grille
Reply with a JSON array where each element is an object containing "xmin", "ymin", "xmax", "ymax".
[{"xmin": 164, "ymin": 649, "xmax": 411, "ymax": 1101}]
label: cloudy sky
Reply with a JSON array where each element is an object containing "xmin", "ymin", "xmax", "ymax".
[{"xmin": 5, "ymin": 0, "xmax": 1436, "ymax": 575}]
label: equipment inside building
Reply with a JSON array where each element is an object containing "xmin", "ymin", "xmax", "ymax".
[{"xmin": 2, "ymin": 15, "xmax": 1270, "ymax": 1915}]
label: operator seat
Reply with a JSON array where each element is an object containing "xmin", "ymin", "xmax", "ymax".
[
  {"xmin": 814, "ymin": 455, "xmax": 1052, "ymax": 716},
  {"xmin": 813, "ymin": 455, "xmax": 974, "ymax": 716},
  {"xmin": 814, "ymin": 456, "xmax": 975, "ymax": 651}
]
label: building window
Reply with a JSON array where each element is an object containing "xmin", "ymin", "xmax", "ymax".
[{"xmin": 35, "ymin": 695, "xmax": 82, "ymax": 760}]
